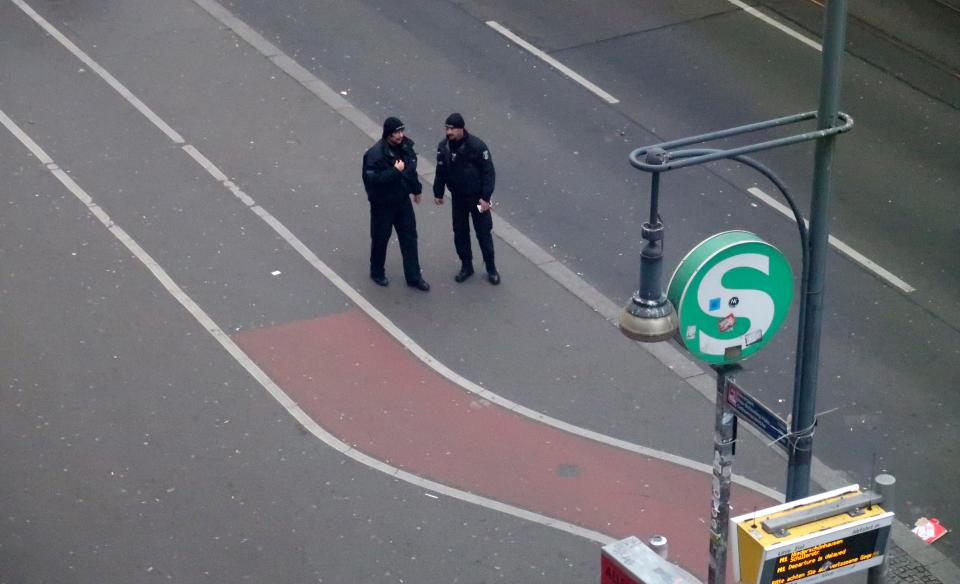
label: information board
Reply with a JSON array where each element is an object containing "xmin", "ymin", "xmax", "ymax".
[
  {"xmin": 730, "ymin": 485, "xmax": 893, "ymax": 584},
  {"xmin": 762, "ymin": 528, "xmax": 885, "ymax": 583}
]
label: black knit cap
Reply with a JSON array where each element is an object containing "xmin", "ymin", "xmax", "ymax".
[
  {"xmin": 382, "ymin": 116, "xmax": 405, "ymax": 138},
  {"xmin": 444, "ymin": 112, "xmax": 465, "ymax": 129}
]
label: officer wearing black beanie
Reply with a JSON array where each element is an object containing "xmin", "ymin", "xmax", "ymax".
[
  {"xmin": 382, "ymin": 116, "xmax": 405, "ymax": 138},
  {"xmin": 433, "ymin": 112, "xmax": 500, "ymax": 285},
  {"xmin": 361, "ymin": 116, "xmax": 430, "ymax": 291}
]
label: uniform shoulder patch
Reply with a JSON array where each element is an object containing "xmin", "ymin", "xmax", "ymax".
[{"xmin": 482, "ymin": 150, "xmax": 490, "ymax": 160}]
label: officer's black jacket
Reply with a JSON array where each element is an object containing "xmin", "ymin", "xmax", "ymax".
[
  {"xmin": 362, "ymin": 137, "xmax": 422, "ymax": 204},
  {"xmin": 433, "ymin": 132, "xmax": 495, "ymax": 201}
]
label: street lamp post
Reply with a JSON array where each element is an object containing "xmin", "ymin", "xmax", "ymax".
[
  {"xmin": 619, "ymin": 148, "xmax": 678, "ymax": 343},
  {"xmin": 623, "ymin": 149, "xmax": 810, "ymax": 584},
  {"xmin": 618, "ymin": 3, "xmax": 851, "ymax": 580}
]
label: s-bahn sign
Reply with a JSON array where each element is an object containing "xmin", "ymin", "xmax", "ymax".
[{"xmin": 667, "ymin": 231, "xmax": 793, "ymax": 364}]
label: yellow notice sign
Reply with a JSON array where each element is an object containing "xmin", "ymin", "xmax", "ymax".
[{"xmin": 730, "ymin": 485, "xmax": 893, "ymax": 584}]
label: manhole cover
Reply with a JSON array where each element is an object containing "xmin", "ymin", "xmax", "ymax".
[{"xmin": 555, "ymin": 463, "xmax": 581, "ymax": 477}]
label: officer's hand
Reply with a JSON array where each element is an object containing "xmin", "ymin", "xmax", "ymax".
[
  {"xmin": 412, "ymin": 194, "xmax": 422, "ymax": 204},
  {"xmin": 478, "ymin": 199, "xmax": 491, "ymax": 213},
  {"xmin": 394, "ymin": 159, "xmax": 405, "ymax": 172},
  {"xmin": 434, "ymin": 197, "xmax": 444, "ymax": 206}
]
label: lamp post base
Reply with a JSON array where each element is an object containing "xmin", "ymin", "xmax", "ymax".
[{"xmin": 619, "ymin": 295, "xmax": 678, "ymax": 343}]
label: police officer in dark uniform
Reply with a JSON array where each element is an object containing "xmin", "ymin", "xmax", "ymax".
[
  {"xmin": 433, "ymin": 113, "xmax": 500, "ymax": 285},
  {"xmin": 362, "ymin": 116, "xmax": 430, "ymax": 291}
]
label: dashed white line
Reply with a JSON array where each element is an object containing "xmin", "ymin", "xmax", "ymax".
[
  {"xmin": 726, "ymin": 0, "xmax": 823, "ymax": 51},
  {"xmin": 486, "ymin": 20, "xmax": 619, "ymax": 104},
  {"xmin": 747, "ymin": 187, "xmax": 915, "ymax": 293},
  {"xmin": 488, "ymin": 1, "xmax": 824, "ymax": 108}
]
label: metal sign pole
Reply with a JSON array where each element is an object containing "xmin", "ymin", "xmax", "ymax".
[
  {"xmin": 709, "ymin": 366, "xmax": 738, "ymax": 584},
  {"xmin": 787, "ymin": 0, "xmax": 850, "ymax": 502}
]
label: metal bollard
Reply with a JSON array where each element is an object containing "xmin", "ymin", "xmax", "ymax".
[
  {"xmin": 648, "ymin": 535, "xmax": 668, "ymax": 559},
  {"xmin": 874, "ymin": 474, "xmax": 896, "ymax": 511},
  {"xmin": 867, "ymin": 474, "xmax": 896, "ymax": 584}
]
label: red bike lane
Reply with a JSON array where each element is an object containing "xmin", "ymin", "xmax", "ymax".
[{"xmin": 234, "ymin": 309, "xmax": 777, "ymax": 580}]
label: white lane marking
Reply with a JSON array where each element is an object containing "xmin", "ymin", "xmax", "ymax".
[
  {"xmin": 12, "ymin": 0, "xmax": 782, "ymax": 507},
  {"xmin": 10, "ymin": 0, "xmax": 185, "ymax": 144},
  {"xmin": 486, "ymin": 20, "xmax": 619, "ymax": 104},
  {"xmin": 181, "ymin": 144, "xmax": 257, "ymax": 207},
  {"xmin": 0, "ymin": 106, "xmax": 615, "ymax": 547},
  {"xmin": 747, "ymin": 187, "xmax": 915, "ymax": 293},
  {"xmin": 726, "ymin": 0, "xmax": 822, "ymax": 51}
]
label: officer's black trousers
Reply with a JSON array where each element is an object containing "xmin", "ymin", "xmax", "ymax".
[
  {"xmin": 451, "ymin": 194, "xmax": 494, "ymax": 268},
  {"xmin": 369, "ymin": 198, "xmax": 422, "ymax": 283}
]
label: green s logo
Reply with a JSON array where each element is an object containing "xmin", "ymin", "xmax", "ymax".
[{"xmin": 668, "ymin": 231, "xmax": 793, "ymax": 364}]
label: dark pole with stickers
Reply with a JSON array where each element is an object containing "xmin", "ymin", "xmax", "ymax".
[{"xmin": 708, "ymin": 366, "xmax": 738, "ymax": 584}]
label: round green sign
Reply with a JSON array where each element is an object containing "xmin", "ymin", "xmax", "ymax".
[{"xmin": 666, "ymin": 231, "xmax": 793, "ymax": 364}]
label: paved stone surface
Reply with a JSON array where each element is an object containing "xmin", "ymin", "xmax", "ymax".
[{"xmin": 888, "ymin": 544, "xmax": 945, "ymax": 584}]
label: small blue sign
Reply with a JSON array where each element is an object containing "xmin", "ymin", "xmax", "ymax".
[
  {"xmin": 724, "ymin": 379, "xmax": 789, "ymax": 450},
  {"xmin": 709, "ymin": 297, "xmax": 721, "ymax": 312}
]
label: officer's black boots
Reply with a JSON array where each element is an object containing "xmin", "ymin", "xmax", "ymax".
[
  {"xmin": 454, "ymin": 263, "xmax": 499, "ymax": 284},
  {"xmin": 486, "ymin": 263, "xmax": 500, "ymax": 285},
  {"xmin": 371, "ymin": 274, "xmax": 389, "ymax": 287},
  {"xmin": 407, "ymin": 278, "xmax": 431, "ymax": 291},
  {"xmin": 455, "ymin": 263, "xmax": 474, "ymax": 283}
]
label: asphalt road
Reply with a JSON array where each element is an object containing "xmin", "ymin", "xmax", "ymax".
[{"xmin": 1, "ymin": 0, "xmax": 957, "ymax": 580}]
